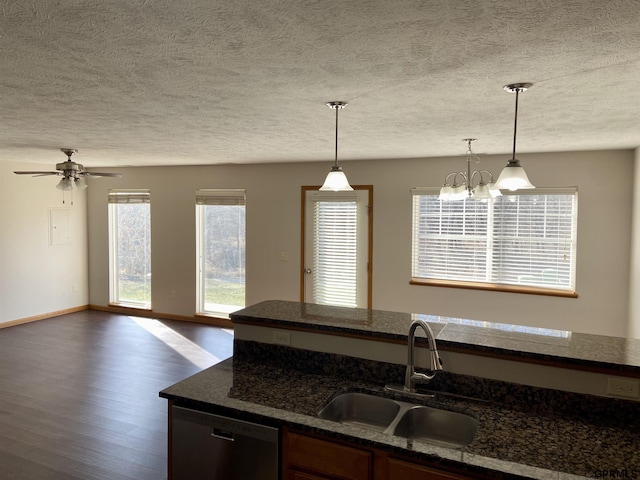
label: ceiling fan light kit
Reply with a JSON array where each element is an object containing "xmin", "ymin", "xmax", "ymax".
[
  {"xmin": 14, "ymin": 148, "xmax": 123, "ymax": 190},
  {"xmin": 56, "ymin": 177, "xmax": 74, "ymax": 191}
]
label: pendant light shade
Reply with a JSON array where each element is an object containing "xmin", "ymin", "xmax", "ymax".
[
  {"xmin": 496, "ymin": 83, "xmax": 535, "ymax": 191},
  {"xmin": 320, "ymin": 101, "xmax": 353, "ymax": 191},
  {"xmin": 495, "ymin": 159, "xmax": 534, "ymax": 191},
  {"xmin": 321, "ymin": 167, "xmax": 352, "ymax": 191}
]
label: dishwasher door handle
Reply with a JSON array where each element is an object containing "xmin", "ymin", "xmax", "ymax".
[{"xmin": 211, "ymin": 428, "xmax": 235, "ymax": 441}]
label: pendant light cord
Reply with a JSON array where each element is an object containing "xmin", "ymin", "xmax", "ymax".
[
  {"xmin": 334, "ymin": 105, "xmax": 339, "ymax": 168},
  {"xmin": 512, "ymin": 88, "xmax": 520, "ymax": 160},
  {"xmin": 326, "ymin": 101, "xmax": 347, "ymax": 170}
]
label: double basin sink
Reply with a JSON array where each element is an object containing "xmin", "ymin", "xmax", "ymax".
[{"xmin": 318, "ymin": 392, "xmax": 478, "ymax": 449}]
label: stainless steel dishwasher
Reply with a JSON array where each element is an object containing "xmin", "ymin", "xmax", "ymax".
[{"xmin": 171, "ymin": 405, "xmax": 279, "ymax": 480}]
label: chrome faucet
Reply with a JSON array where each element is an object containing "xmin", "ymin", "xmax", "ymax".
[
  {"xmin": 404, "ymin": 319, "xmax": 443, "ymax": 392},
  {"xmin": 386, "ymin": 319, "xmax": 443, "ymax": 394}
]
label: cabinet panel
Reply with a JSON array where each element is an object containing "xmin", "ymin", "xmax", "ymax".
[
  {"xmin": 289, "ymin": 470, "xmax": 337, "ymax": 480},
  {"xmin": 283, "ymin": 430, "xmax": 372, "ymax": 480},
  {"xmin": 387, "ymin": 457, "xmax": 475, "ymax": 480}
]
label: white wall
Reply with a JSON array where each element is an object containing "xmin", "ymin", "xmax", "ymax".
[
  {"xmin": 87, "ymin": 149, "xmax": 635, "ymax": 337},
  {"xmin": 0, "ymin": 161, "xmax": 88, "ymax": 325}
]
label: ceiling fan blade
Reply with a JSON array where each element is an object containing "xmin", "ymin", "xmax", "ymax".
[
  {"xmin": 82, "ymin": 172, "xmax": 123, "ymax": 177},
  {"xmin": 14, "ymin": 171, "xmax": 60, "ymax": 176}
]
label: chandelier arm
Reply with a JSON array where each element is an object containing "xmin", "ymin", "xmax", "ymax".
[
  {"xmin": 480, "ymin": 169, "xmax": 495, "ymax": 183},
  {"xmin": 453, "ymin": 172, "xmax": 467, "ymax": 186},
  {"xmin": 443, "ymin": 172, "xmax": 458, "ymax": 185},
  {"xmin": 471, "ymin": 169, "xmax": 495, "ymax": 186}
]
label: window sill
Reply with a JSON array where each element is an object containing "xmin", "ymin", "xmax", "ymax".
[{"xmin": 410, "ymin": 278, "xmax": 578, "ymax": 298}]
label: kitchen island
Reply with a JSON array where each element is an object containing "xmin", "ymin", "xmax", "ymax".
[{"xmin": 160, "ymin": 300, "xmax": 640, "ymax": 480}]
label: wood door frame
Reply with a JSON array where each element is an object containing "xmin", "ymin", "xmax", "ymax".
[{"xmin": 300, "ymin": 185, "xmax": 373, "ymax": 309}]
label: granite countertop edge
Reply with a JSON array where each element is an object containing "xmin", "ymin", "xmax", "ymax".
[{"xmin": 231, "ymin": 300, "xmax": 640, "ymax": 374}]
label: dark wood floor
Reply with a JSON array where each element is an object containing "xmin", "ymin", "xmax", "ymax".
[{"xmin": 0, "ymin": 310, "xmax": 234, "ymax": 480}]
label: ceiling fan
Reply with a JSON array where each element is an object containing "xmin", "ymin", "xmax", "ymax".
[{"xmin": 14, "ymin": 148, "xmax": 123, "ymax": 190}]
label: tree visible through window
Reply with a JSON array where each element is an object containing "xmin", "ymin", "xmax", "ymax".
[
  {"xmin": 411, "ymin": 187, "xmax": 578, "ymax": 296},
  {"xmin": 196, "ymin": 189, "xmax": 246, "ymax": 317},
  {"xmin": 108, "ymin": 190, "xmax": 151, "ymax": 308}
]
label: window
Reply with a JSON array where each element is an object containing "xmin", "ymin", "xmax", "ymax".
[
  {"xmin": 302, "ymin": 187, "xmax": 372, "ymax": 308},
  {"xmin": 411, "ymin": 187, "xmax": 578, "ymax": 296},
  {"xmin": 108, "ymin": 190, "xmax": 151, "ymax": 308},
  {"xmin": 196, "ymin": 189, "xmax": 246, "ymax": 318}
]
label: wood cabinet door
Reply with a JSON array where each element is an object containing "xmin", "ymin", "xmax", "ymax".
[
  {"xmin": 386, "ymin": 457, "xmax": 476, "ymax": 480},
  {"xmin": 282, "ymin": 430, "xmax": 372, "ymax": 480},
  {"xmin": 288, "ymin": 470, "xmax": 338, "ymax": 480}
]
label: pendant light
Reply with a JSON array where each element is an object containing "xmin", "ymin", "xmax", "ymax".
[
  {"xmin": 320, "ymin": 101, "xmax": 353, "ymax": 191},
  {"xmin": 496, "ymin": 83, "xmax": 535, "ymax": 191}
]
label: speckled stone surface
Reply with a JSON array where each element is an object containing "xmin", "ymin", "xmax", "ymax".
[
  {"xmin": 231, "ymin": 300, "xmax": 640, "ymax": 372},
  {"xmin": 161, "ymin": 339, "xmax": 640, "ymax": 480}
]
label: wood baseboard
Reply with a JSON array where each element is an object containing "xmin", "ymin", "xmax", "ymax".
[
  {"xmin": 0, "ymin": 305, "xmax": 90, "ymax": 329},
  {"xmin": 88, "ymin": 304, "xmax": 233, "ymax": 329}
]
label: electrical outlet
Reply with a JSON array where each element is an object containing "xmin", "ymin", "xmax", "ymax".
[
  {"xmin": 271, "ymin": 330, "xmax": 291, "ymax": 346},
  {"xmin": 280, "ymin": 252, "xmax": 289, "ymax": 261},
  {"xmin": 607, "ymin": 378, "xmax": 640, "ymax": 399},
  {"xmin": 170, "ymin": 290, "xmax": 176, "ymax": 299}
]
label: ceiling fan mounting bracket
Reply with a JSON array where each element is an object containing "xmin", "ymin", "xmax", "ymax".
[{"xmin": 61, "ymin": 148, "xmax": 78, "ymax": 159}]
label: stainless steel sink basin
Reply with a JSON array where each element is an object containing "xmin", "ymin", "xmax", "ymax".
[
  {"xmin": 318, "ymin": 392, "xmax": 478, "ymax": 448},
  {"xmin": 318, "ymin": 392, "xmax": 401, "ymax": 432},
  {"xmin": 393, "ymin": 405, "xmax": 479, "ymax": 448}
]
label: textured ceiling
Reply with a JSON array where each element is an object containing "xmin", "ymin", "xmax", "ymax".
[{"xmin": 1, "ymin": 0, "xmax": 640, "ymax": 168}]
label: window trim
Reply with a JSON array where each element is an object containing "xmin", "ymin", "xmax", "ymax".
[
  {"xmin": 409, "ymin": 277, "xmax": 578, "ymax": 298},
  {"xmin": 410, "ymin": 186, "xmax": 578, "ymax": 298}
]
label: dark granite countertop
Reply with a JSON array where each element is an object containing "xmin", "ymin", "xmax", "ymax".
[
  {"xmin": 160, "ymin": 354, "xmax": 640, "ymax": 480},
  {"xmin": 160, "ymin": 301, "xmax": 640, "ymax": 479},
  {"xmin": 231, "ymin": 300, "xmax": 640, "ymax": 373}
]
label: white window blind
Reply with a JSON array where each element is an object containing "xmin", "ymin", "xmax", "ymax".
[
  {"xmin": 312, "ymin": 194, "xmax": 359, "ymax": 308},
  {"xmin": 411, "ymin": 187, "xmax": 578, "ymax": 293},
  {"xmin": 108, "ymin": 189, "xmax": 150, "ymax": 204},
  {"xmin": 196, "ymin": 189, "xmax": 246, "ymax": 206}
]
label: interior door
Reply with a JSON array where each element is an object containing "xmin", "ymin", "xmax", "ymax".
[{"xmin": 301, "ymin": 186, "xmax": 372, "ymax": 309}]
